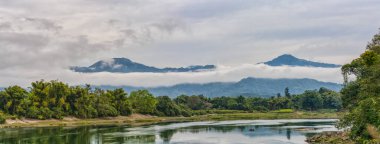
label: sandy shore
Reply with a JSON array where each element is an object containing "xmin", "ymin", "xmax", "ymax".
[{"xmin": 1, "ymin": 114, "xmax": 166, "ymax": 128}]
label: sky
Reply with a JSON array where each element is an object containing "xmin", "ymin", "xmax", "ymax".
[{"xmin": 0, "ymin": 0, "xmax": 379, "ymax": 87}]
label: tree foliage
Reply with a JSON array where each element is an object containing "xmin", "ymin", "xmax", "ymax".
[
  {"xmin": 339, "ymin": 30, "xmax": 380, "ymax": 142},
  {"xmin": 0, "ymin": 81, "xmax": 133, "ymax": 119},
  {"xmin": 156, "ymin": 96, "xmax": 182, "ymax": 116},
  {"xmin": 174, "ymin": 95, "xmax": 212, "ymax": 110},
  {"xmin": 0, "ymin": 86, "xmax": 28, "ymax": 116},
  {"xmin": 0, "ymin": 111, "xmax": 5, "ymax": 124},
  {"xmin": 0, "ymin": 81, "xmax": 341, "ymax": 122},
  {"xmin": 129, "ymin": 90, "xmax": 158, "ymax": 114}
]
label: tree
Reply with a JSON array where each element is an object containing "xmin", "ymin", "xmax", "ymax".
[
  {"xmin": 0, "ymin": 111, "xmax": 5, "ymax": 124},
  {"xmin": 156, "ymin": 96, "xmax": 181, "ymax": 116},
  {"xmin": 107, "ymin": 88, "xmax": 132, "ymax": 116},
  {"xmin": 300, "ymin": 90, "xmax": 323, "ymax": 111},
  {"xmin": 0, "ymin": 86, "xmax": 28, "ymax": 115},
  {"xmin": 235, "ymin": 96, "xmax": 246, "ymax": 110},
  {"xmin": 70, "ymin": 85, "xmax": 98, "ymax": 118},
  {"xmin": 226, "ymin": 98, "xmax": 238, "ymax": 110},
  {"xmin": 319, "ymin": 88, "xmax": 342, "ymax": 110},
  {"xmin": 129, "ymin": 90, "xmax": 158, "ymax": 114},
  {"xmin": 211, "ymin": 96, "xmax": 229, "ymax": 109},
  {"xmin": 47, "ymin": 80, "xmax": 70, "ymax": 118},
  {"xmin": 174, "ymin": 95, "xmax": 212, "ymax": 110},
  {"xmin": 94, "ymin": 88, "xmax": 118, "ymax": 117},
  {"xmin": 29, "ymin": 80, "xmax": 53, "ymax": 119},
  {"xmin": 285, "ymin": 87, "xmax": 291, "ymax": 98},
  {"xmin": 339, "ymin": 30, "xmax": 380, "ymax": 142}
]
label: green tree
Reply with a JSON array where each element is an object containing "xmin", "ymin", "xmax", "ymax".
[
  {"xmin": 0, "ymin": 111, "xmax": 5, "ymax": 124},
  {"xmin": 339, "ymin": 31, "xmax": 380, "ymax": 142},
  {"xmin": 107, "ymin": 88, "xmax": 132, "ymax": 116},
  {"xmin": 70, "ymin": 85, "xmax": 98, "ymax": 118},
  {"xmin": 300, "ymin": 90, "xmax": 323, "ymax": 111},
  {"xmin": 210, "ymin": 96, "xmax": 229, "ymax": 109},
  {"xmin": 174, "ymin": 95, "xmax": 212, "ymax": 110},
  {"xmin": 129, "ymin": 90, "xmax": 158, "ymax": 114},
  {"xmin": 29, "ymin": 80, "xmax": 53, "ymax": 119},
  {"xmin": 319, "ymin": 88, "xmax": 342, "ymax": 110},
  {"xmin": 156, "ymin": 96, "xmax": 181, "ymax": 116},
  {"xmin": 235, "ymin": 96, "xmax": 246, "ymax": 110},
  {"xmin": 47, "ymin": 80, "xmax": 70, "ymax": 119},
  {"xmin": 0, "ymin": 86, "xmax": 28, "ymax": 115},
  {"xmin": 94, "ymin": 88, "xmax": 118, "ymax": 117},
  {"xmin": 285, "ymin": 87, "xmax": 291, "ymax": 98}
]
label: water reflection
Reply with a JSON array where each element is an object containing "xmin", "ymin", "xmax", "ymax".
[{"xmin": 0, "ymin": 119, "xmax": 339, "ymax": 144}]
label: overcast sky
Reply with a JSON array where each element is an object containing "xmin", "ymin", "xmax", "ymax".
[{"xmin": 0, "ymin": 0, "xmax": 379, "ymax": 87}]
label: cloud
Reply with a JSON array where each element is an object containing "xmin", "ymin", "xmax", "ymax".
[
  {"xmin": 0, "ymin": 64, "xmax": 343, "ymax": 87},
  {"xmin": 0, "ymin": 0, "xmax": 377, "ymax": 87}
]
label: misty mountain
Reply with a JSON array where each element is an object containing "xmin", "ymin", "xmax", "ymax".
[
  {"xmin": 100, "ymin": 77, "xmax": 342, "ymax": 98},
  {"xmin": 71, "ymin": 58, "xmax": 216, "ymax": 73},
  {"xmin": 263, "ymin": 54, "xmax": 341, "ymax": 68}
]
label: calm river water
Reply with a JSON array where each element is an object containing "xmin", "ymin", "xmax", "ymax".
[{"xmin": 0, "ymin": 119, "xmax": 339, "ymax": 144}]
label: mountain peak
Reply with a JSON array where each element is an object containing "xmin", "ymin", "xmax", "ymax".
[
  {"xmin": 263, "ymin": 54, "xmax": 341, "ymax": 68},
  {"xmin": 89, "ymin": 58, "xmax": 132, "ymax": 69},
  {"xmin": 276, "ymin": 54, "xmax": 297, "ymax": 59},
  {"xmin": 113, "ymin": 57, "xmax": 132, "ymax": 61}
]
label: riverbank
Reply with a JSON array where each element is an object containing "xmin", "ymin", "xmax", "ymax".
[
  {"xmin": 306, "ymin": 131, "xmax": 355, "ymax": 144},
  {"xmin": 0, "ymin": 111, "xmax": 340, "ymax": 128}
]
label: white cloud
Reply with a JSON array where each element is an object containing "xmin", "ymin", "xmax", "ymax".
[
  {"xmin": 0, "ymin": 64, "xmax": 342, "ymax": 87},
  {"xmin": 0, "ymin": 0, "xmax": 377, "ymax": 87}
]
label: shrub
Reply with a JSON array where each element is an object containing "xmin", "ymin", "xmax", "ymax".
[
  {"xmin": 119, "ymin": 101, "xmax": 132, "ymax": 116},
  {"xmin": 156, "ymin": 96, "xmax": 182, "ymax": 117},
  {"xmin": 0, "ymin": 112, "xmax": 6, "ymax": 124},
  {"xmin": 97, "ymin": 104, "xmax": 118, "ymax": 117},
  {"xmin": 273, "ymin": 109, "xmax": 294, "ymax": 113},
  {"xmin": 179, "ymin": 109, "xmax": 192, "ymax": 117}
]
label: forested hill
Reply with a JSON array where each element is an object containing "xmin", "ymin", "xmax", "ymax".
[{"xmin": 101, "ymin": 77, "xmax": 342, "ymax": 97}]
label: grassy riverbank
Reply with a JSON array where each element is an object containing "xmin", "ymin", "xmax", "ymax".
[
  {"xmin": 306, "ymin": 131, "xmax": 355, "ymax": 144},
  {"xmin": 0, "ymin": 111, "xmax": 340, "ymax": 128}
]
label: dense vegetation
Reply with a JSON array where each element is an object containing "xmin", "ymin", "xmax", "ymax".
[
  {"xmin": 338, "ymin": 31, "xmax": 380, "ymax": 143},
  {"xmin": 0, "ymin": 80, "xmax": 342, "ymax": 124},
  {"xmin": 174, "ymin": 87, "xmax": 341, "ymax": 112}
]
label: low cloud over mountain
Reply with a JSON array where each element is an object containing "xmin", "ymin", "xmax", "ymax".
[
  {"xmin": 71, "ymin": 58, "xmax": 215, "ymax": 73},
  {"xmin": 71, "ymin": 54, "xmax": 340, "ymax": 74}
]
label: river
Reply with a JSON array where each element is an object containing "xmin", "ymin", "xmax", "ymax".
[{"xmin": 0, "ymin": 119, "xmax": 339, "ymax": 144}]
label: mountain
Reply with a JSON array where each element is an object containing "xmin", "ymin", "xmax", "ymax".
[
  {"xmin": 71, "ymin": 58, "xmax": 216, "ymax": 73},
  {"xmin": 263, "ymin": 54, "xmax": 341, "ymax": 68},
  {"xmin": 100, "ymin": 77, "xmax": 342, "ymax": 98},
  {"xmin": 71, "ymin": 54, "xmax": 340, "ymax": 73}
]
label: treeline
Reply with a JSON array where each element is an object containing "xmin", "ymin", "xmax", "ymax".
[
  {"xmin": 0, "ymin": 80, "xmax": 158, "ymax": 120},
  {"xmin": 174, "ymin": 87, "xmax": 341, "ymax": 112},
  {"xmin": 0, "ymin": 80, "xmax": 341, "ymax": 123}
]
